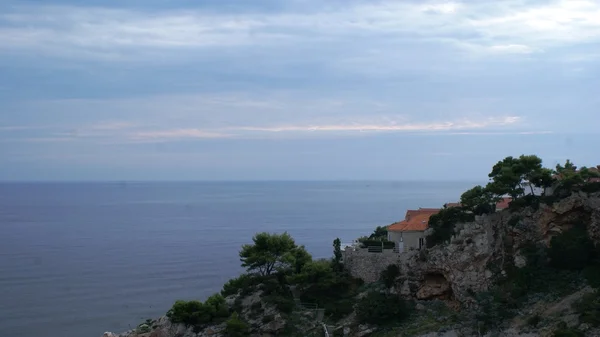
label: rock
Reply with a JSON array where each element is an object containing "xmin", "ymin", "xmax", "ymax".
[
  {"xmin": 514, "ymin": 254, "xmax": 526, "ymax": 268},
  {"xmin": 356, "ymin": 324, "xmax": 376, "ymax": 337},
  {"xmin": 579, "ymin": 323, "xmax": 590, "ymax": 331},
  {"xmin": 263, "ymin": 313, "xmax": 286, "ymax": 334}
]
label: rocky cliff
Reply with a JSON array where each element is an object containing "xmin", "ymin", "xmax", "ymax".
[{"xmin": 103, "ymin": 192, "xmax": 600, "ymax": 337}]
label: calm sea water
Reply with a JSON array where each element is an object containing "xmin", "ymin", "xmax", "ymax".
[{"xmin": 0, "ymin": 181, "xmax": 474, "ymax": 337}]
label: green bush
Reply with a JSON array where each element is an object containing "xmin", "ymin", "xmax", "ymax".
[
  {"xmin": 356, "ymin": 291, "xmax": 412, "ymax": 325},
  {"xmin": 507, "ymin": 215, "xmax": 522, "ymax": 227},
  {"xmin": 548, "ymin": 225, "xmax": 595, "ymax": 270},
  {"xmin": 360, "ymin": 240, "xmax": 395, "ymax": 249},
  {"xmin": 166, "ymin": 294, "xmax": 230, "ymax": 327},
  {"xmin": 509, "ymin": 195, "xmax": 540, "ymax": 211},
  {"xmin": 527, "ymin": 314, "xmax": 541, "ymax": 327},
  {"xmin": 582, "ymin": 182, "xmax": 600, "ymax": 193},
  {"xmin": 380, "ymin": 264, "xmax": 401, "ymax": 289},
  {"xmin": 573, "ymin": 291, "xmax": 600, "ymax": 327},
  {"xmin": 221, "ymin": 273, "xmax": 259, "ymax": 297},
  {"xmin": 264, "ymin": 295, "xmax": 295, "ymax": 314},
  {"xmin": 553, "ymin": 328, "xmax": 585, "ymax": 337},
  {"xmin": 262, "ymin": 314, "xmax": 275, "ymax": 324},
  {"xmin": 166, "ymin": 300, "xmax": 211, "ymax": 326},
  {"xmin": 475, "ymin": 290, "xmax": 515, "ymax": 331},
  {"xmin": 426, "ymin": 207, "xmax": 474, "ymax": 248},
  {"xmin": 224, "ymin": 312, "xmax": 249, "ymax": 337}
]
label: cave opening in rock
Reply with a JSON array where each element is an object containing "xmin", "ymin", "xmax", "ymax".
[{"xmin": 416, "ymin": 272, "xmax": 453, "ymax": 301}]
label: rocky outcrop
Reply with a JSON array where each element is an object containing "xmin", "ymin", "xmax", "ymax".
[{"xmin": 392, "ymin": 192, "xmax": 600, "ymax": 307}]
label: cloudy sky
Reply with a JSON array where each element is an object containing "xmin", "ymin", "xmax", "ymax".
[{"xmin": 1, "ymin": 0, "xmax": 599, "ymax": 181}]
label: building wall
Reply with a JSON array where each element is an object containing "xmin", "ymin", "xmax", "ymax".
[
  {"xmin": 388, "ymin": 230, "xmax": 425, "ymax": 252},
  {"xmin": 341, "ymin": 247, "xmax": 401, "ymax": 283}
]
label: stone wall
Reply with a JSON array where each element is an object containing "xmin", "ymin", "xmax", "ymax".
[{"xmin": 341, "ymin": 247, "xmax": 402, "ymax": 283}]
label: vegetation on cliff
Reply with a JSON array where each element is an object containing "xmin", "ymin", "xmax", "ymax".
[
  {"xmin": 425, "ymin": 155, "xmax": 600, "ymax": 248},
  {"xmin": 120, "ymin": 154, "xmax": 600, "ymax": 337}
]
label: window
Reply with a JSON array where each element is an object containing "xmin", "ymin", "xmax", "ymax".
[{"xmin": 419, "ymin": 238, "xmax": 424, "ymax": 249}]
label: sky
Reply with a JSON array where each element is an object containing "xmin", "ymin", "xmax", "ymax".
[{"xmin": 1, "ymin": 0, "xmax": 599, "ymax": 181}]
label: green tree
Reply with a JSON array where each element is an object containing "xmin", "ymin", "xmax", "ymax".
[
  {"xmin": 333, "ymin": 238, "xmax": 343, "ymax": 269},
  {"xmin": 204, "ymin": 294, "xmax": 229, "ymax": 321},
  {"xmin": 356, "ymin": 291, "xmax": 411, "ymax": 325},
  {"xmin": 426, "ymin": 207, "xmax": 474, "ymax": 248},
  {"xmin": 166, "ymin": 300, "xmax": 211, "ymax": 326},
  {"xmin": 369, "ymin": 226, "xmax": 388, "ymax": 240},
  {"xmin": 224, "ymin": 312, "xmax": 249, "ymax": 337},
  {"xmin": 290, "ymin": 245, "xmax": 312, "ymax": 274},
  {"xmin": 548, "ymin": 225, "xmax": 595, "ymax": 270},
  {"xmin": 487, "ymin": 155, "xmax": 552, "ymax": 199},
  {"xmin": 460, "ymin": 185, "xmax": 498, "ymax": 215},
  {"xmin": 239, "ymin": 232, "xmax": 299, "ymax": 276},
  {"xmin": 554, "ymin": 160, "xmax": 600, "ymax": 196}
]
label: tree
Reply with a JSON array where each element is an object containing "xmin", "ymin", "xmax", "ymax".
[
  {"xmin": 239, "ymin": 232, "xmax": 299, "ymax": 276},
  {"xmin": 333, "ymin": 238, "xmax": 342, "ymax": 268},
  {"xmin": 487, "ymin": 155, "xmax": 552, "ymax": 199},
  {"xmin": 460, "ymin": 185, "xmax": 498, "ymax": 215},
  {"xmin": 291, "ymin": 245, "xmax": 312, "ymax": 274},
  {"xmin": 356, "ymin": 290, "xmax": 411, "ymax": 325},
  {"xmin": 426, "ymin": 207, "xmax": 475, "ymax": 248},
  {"xmin": 554, "ymin": 160, "xmax": 600, "ymax": 196},
  {"xmin": 369, "ymin": 226, "xmax": 388, "ymax": 240},
  {"xmin": 224, "ymin": 312, "xmax": 249, "ymax": 337}
]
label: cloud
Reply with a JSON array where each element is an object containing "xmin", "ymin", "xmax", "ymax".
[
  {"xmin": 0, "ymin": 114, "xmax": 527, "ymax": 143},
  {"xmin": 0, "ymin": 125, "xmax": 53, "ymax": 131},
  {"xmin": 89, "ymin": 121, "xmax": 137, "ymax": 130},
  {"xmin": 1, "ymin": 0, "xmax": 600, "ymax": 63},
  {"xmin": 130, "ymin": 129, "xmax": 232, "ymax": 141},
  {"xmin": 230, "ymin": 116, "xmax": 520, "ymax": 133}
]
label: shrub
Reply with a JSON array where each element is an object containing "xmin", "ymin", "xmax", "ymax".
[
  {"xmin": 553, "ymin": 328, "xmax": 585, "ymax": 337},
  {"xmin": 359, "ymin": 240, "xmax": 395, "ymax": 249},
  {"xmin": 221, "ymin": 273, "xmax": 259, "ymax": 297},
  {"xmin": 166, "ymin": 300, "xmax": 211, "ymax": 326},
  {"xmin": 582, "ymin": 182, "xmax": 600, "ymax": 193},
  {"xmin": 356, "ymin": 291, "xmax": 412, "ymax": 325},
  {"xmin": 507, "ymin": 215, "xmax": 522, "ymax": 227},
  {"xmin": 475, "ymin": 290, "xmax": 514, "ymax": 331},
  {"xmin": 426, "ymin": 207, "xmax": 474, "ymax": 248},
  {"xmin": 136, "ymin": 323, "xmax": 151, "ymax": 334},
  {"xmin": 548, "ymin": 225, "xmax": 595, "ymax": 270},
  {"xmin": 527, "ymin": 314, "xmax": 541, "ymax": 327},
  {"xmin": 573, "ymin": 291, "xmax": 600, "ymax": 327},
  {"xmin": 205, "ymin": 294, "xmax": 230, "ymax": 321},
  {"xmin": 166, "ymin": 294, "xmax": 230, "ymax": 327},
  {"xmin": 264, "ymin": 295, "xmax": 295, "ymax": 314},
  {"xmin": 584, "ymin": 266, "xmax": 600, "ymax": 288},
  {"xmin": 509, "ymin": 195, "xmax": 540, "ymax": 211},
  {"xmin": 380, "ymin": 264, "xmax": 401, "ymax": 289},
  {"xmin": 261, "ymin": 314, "xmax": 275, "ymax": 324},
  {"xmin": 224, "ymin": 312, "xmax": 249, "ymax": 337}
]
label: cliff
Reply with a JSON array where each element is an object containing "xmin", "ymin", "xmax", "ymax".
[{"xmin": 103, "ymin": 192, "xmax": 600, "ymax": 337}]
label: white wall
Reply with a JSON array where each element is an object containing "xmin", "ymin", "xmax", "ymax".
[{"xmin": 388, "ymin": 230, "xmax": 425, "ymax": 252}]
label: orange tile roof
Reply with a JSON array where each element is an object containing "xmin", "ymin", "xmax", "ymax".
[
  {"xmin": 388, "ymin": 208, "xmax": 440, "ymax": 232},
  {"xmin": 445, "ymin": 202, "xmax": 461, "ymax": 208},
  {"xmin": 496, "ymin": 197, "xmax": 512, "ymax": 210}
]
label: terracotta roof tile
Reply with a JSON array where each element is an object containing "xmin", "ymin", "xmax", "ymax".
[
  {"xmin": 388, "ymin": 208, "xmax": 440, "ymax": 232},
  {"xmin": 496, "ymin": 197, "xmax": 512, "ymax": 210}
]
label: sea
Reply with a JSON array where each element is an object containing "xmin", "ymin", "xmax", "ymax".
[{"xmin": 0, "ymin": 181, "xmax": 476, "ymax": 337}]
